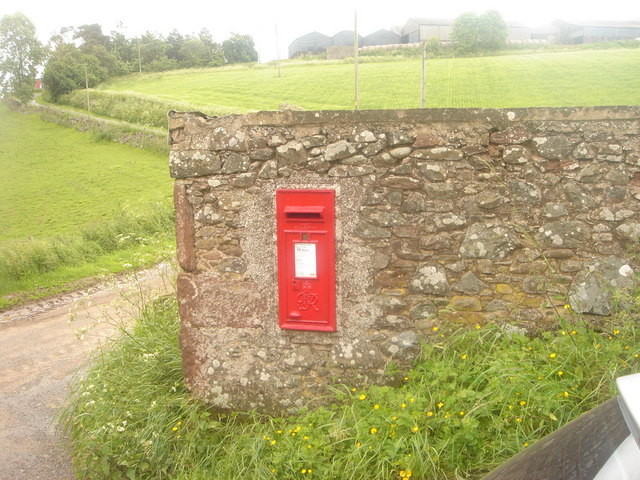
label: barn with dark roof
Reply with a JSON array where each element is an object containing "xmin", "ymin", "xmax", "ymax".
[
  {"xmin": 362, "ymin": 29, "xmax": 401, "ymax": 46},
  {"xmin": 332, "ymin": 30, "xmax": 363, "ymax": 46},
  {"xmin": 288, "ymin": 32, "xmax": 332, "ymax": 58}
]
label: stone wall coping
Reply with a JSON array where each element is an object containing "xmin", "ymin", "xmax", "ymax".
[{"xmin": 169, "ymin": 106, "xmax": 640, "ymax": 130}]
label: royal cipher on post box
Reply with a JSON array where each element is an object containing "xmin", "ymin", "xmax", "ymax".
[{"xmin": 276, "ymin": 189, "xmax": 336, "ymax": 332}]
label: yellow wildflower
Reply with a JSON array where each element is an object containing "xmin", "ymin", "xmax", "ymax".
[
  {"xmin": 520, "ymin": 401, "xmax": 526, "ymax": 406},
  {"xmin": 374, "ymin": 404, "xmax": 380, "ymax": 410},
  {"xmin": 359, "ymin": 394, "xmax": 366, "ymax": 400},
  {"xmin": 549, "ymin": 353, "xmax": 556, "ymax": 358},
  {"xmin": 557, "ymin": 371, "xmax": 564, "ymax": 376},
  {"xmin": 411, "ymin": 426, "xmax": 419, "ymax": 432},
  {"xmin": 433, "ymin": 326, "xmax": 439, "ymax": 332},
  {"xmin": 437, "ymin": 402, "xmax": 444, "ymax": 408},
  {"xmin": 426, "ymin": 411, "xmax": 434, "ymax": 417},
  {"xmin": 370, "ymin": 427, "xmax": 378, "ymax": 434}
]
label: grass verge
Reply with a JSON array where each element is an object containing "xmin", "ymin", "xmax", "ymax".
[
  {"xmin": 0, "ymin": 203, "xmax": 175, "ymax": 309},
  {"xmin": 62, "ymin": 298, "xmax": 639, "ymax": 480}
]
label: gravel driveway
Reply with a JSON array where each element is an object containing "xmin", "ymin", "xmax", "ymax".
[{"xmin": 0, "ymin": 264, "xmax": 174, "ymax": 480}]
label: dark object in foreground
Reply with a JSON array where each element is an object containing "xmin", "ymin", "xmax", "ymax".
[{"xmin": 482, "ymin": 373, "xmax": 640, "ymax": 480}]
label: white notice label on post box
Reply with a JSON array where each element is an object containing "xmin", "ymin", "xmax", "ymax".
[{"xmin": 294, "ymin": 243, "xmax": 317, "ymax": 278}]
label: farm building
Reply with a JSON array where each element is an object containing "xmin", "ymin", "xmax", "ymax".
[
  {"xmin": 401, "ymin": 18, "xmax": 452, "ymax": 43},
  {"xmin": 362, "ymin": 29, "xmax": 401, "ymax": 46},
  {"xmin": 400, "ymin": 17, "xmax": 532, "ymax": 43},
  {"xmin": 332, "ymin": 30, "xmax": 363, "ymax": 46},
  {"xmin": 557, "ymin": 21, "xmax": 640, "ymax": 43},
  {"xmin": 288, "ymin": 31, "xmax": 332, "ymax": 58}
]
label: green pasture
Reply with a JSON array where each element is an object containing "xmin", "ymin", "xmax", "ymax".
[
  {"xmin": 0, "ymin": 105, "xmax": 173, "ymax": 307},
  {"xmin": 98, "ymin": 48, "xmax": 640, "ymax": 116},
  {"xmin": 0, "ymin": 105, "xmax": 171, "ymax": 240}
]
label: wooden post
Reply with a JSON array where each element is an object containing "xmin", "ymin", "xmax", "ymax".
[
  {"xmin": 421, "ymin": 42, "xmax": 426, "ymax": 108},
  {"xmin": 354, "ymin": 11, "xmax": 359, "ymax": 110},
  {"xmin": 275, "ymin": 24, "xmax": 281, "ymax": 78}
]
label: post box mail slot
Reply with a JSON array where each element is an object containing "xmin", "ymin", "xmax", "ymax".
[{"xmin": 276, "ymin": 189, "xmax": 336, "ymax": 331}]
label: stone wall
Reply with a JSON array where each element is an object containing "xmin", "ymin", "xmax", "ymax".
[{"xmin": 169, "ymin": 107, "xmax": 640, "ymax": 413}]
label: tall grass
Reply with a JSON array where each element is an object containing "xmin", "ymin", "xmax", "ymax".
[
  {"xmin": 0, "ymin": 203, "xmax": 174, "ymax": 281},
  {"xmin": 63, "ymin": 297, "xmax": 640, "ymax": 480},
  {"xmin": 55, "ymin": 89, "xmax": 232, "ymax": 128}
]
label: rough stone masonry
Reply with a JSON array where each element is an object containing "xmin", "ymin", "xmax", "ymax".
[{"xmin": 169, "ymin": 107, "xmax": 640, "ymax": 413}]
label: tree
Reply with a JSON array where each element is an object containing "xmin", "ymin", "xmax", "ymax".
[
  {"xmin": 478, "ymin": 10, "xmax": 508, "ymax": 51},
  {"xmin": 43, "ymin": 43, "xmax": 104, "ymax": 99},
  {"xmin": 222, "ymin": 33, "xmax": 258, "ymax": 63},
  {"xmin": 198, "ymin": 28, "xmax": 224, "ymax": 66},
  {"xmin": 0, "ymin": 13, "xmax": 45, "ymax": 103},
  {"xmin": 451, "ymin": 13, "xmax": 481, "ymax": 54},
  {"xmin": 451, "ymin": 10, "xmax": 508, "ymax": 54}
]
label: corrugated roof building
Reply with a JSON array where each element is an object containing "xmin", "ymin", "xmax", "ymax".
[
  {"xmin": 362, "ymin": 29, "xmax": 402, "ymax": 46},
  {"xmin": 332, "ymin": 30, "xmax": 363, "ymax": 46},
  {"xmin": 567, "ymin": 21, "xmax": 640, "ymax": 43},
  {"xmin": 401, "ymin": 17, "xmax": 532, "ymax": 43},
  {"xmin": 288, "ymin": 32, "xmax": 333, "ymax": 58}
]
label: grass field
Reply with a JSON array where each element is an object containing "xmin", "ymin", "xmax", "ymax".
[
  {"xmin": 0, "ymin": 105, "xmax": 171, "ymax": 240},
  {"xmin": 96, "ymin": 48, "xmax": 640, "ymax": 118},
  {"xmin": 0, "ymin": 104, "xmax": 174, "ymax": 307}
]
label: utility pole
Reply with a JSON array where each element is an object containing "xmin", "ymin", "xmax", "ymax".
[
  {"xmin": 275, "ymin": 24, "xmax": 281, "ymax": 78},
  {"xmin": 354, "ymin": 10, "xmax": 359, "ymax": 110},
  {"xmin": 138, "ymin": 40, "xmax": 142, "ymax": 74},
  {"xmin": 421, "ymin": 42, "xmax": 426, "ymax": 108}
]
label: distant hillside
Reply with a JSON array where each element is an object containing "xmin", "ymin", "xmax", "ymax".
[{"xmin": 52, "ymin": 48, "xmax": 640, "ymax": 127}]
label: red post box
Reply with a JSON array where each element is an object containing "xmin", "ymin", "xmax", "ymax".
[{"xmin": 276, "ymin": 189, "xmax": 336, "ymax": 331}]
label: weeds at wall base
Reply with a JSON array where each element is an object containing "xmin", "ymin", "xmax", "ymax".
[{"xmin": 63, "ymin": 296, "xmax": 640, "ymax": 480}]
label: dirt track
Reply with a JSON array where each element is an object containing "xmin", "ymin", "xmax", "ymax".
[{"xmin": 0, "ymin": 264, "xmax": 175, "ymax": 480}]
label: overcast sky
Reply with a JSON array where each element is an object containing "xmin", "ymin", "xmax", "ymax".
[{"xmin": 2, "ymin": 0, "xmax": 639, "ymax": 61}]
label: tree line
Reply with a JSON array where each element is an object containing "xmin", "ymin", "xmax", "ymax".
[
  {"xmin": 0, "ymin": 12, "xmax": 258, "ymax": 103},
  {"xmin": 1, "ymin": 10, "xmax": 508, "ymax": 105}
]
